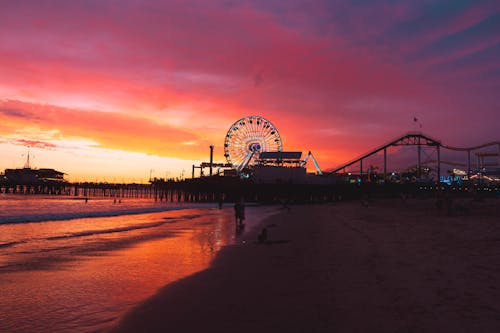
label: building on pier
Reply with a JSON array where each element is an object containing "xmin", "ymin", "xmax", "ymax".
[
  {"xmin": 253, "ymin": 151, "xmax": 306, "ymax": 183},
  {"xmin": 3, "ymin": 167, "xmax": 66, "ymax": 185},
  {"xmin": 2, "ymin": 151, "xmax": 67, "ymax": 185}
]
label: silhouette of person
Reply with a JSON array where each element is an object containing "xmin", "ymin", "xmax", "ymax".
[
  {"xmin": 234, "ymin": 199, "xmax": 245, "ymax": 229},
  {"xmin": 258, "ymin": 227, "xmax": 268, "ymax": 243}
]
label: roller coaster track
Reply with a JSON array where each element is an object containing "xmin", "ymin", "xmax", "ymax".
[
  {"xmin": 422, "ymin": 160, "xmax": 497, "ymax": 167},
  {"xmin": 329, "ymin": 132, "xmax": 499, "ymax": 174},
  {"xmin": 441, "ymin": 141, "xmax": 500, "ymax": 151}
]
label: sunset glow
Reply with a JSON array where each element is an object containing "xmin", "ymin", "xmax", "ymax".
[{"xmin": 1, "ymin": 0, "xmax": 499, "ymax": 181}]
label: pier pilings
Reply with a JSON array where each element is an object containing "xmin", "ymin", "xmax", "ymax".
[{"xmin": 1, "ymin": 178, "xmax": 497, "ymax": 203}]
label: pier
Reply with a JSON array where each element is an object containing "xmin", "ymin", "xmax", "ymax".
[
  {"xmin": 1, "ymin": 131, "xmax": 498, "ymax": 203},
  {"xmin": 0, "ymin": 181, "xmax": 153, "ymax": 198}
]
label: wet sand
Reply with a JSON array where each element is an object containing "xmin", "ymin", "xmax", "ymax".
[{"xmin": 110, "ymin": 197, "xmax": 500, "ymax": 333}]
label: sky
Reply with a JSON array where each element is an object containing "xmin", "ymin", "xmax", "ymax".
[{"xmin": 0, "ymin": 0, "xmax": 499, "ymax": 182}]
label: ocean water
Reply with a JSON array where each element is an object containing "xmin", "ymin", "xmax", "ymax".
[
  {"xmin": 0, "ymin": 195, "xmax": 275, "ymax": 332},
  {"xmin": 0, "ymin": 194, "xmax": 201, "ymax": 224}
]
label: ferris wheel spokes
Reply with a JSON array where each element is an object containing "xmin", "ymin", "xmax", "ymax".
[{"xmin": 224, "ymin": 115, "xmax": 283, "ymax": 173}]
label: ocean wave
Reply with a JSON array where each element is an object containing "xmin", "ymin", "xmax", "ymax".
[
  {"xmin": 0, "ymin": 205, "xmax": 210, "ymax": 225},
  {"xmin": 0, "ymin": 241, "xmax": 25, "ymax": 248},
  {"xmin": 46, "ymin": 221, "xmax": 174, "ymax": 240}
]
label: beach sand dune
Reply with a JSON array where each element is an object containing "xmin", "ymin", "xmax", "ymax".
[{"xmin": 110, "ymin": 198, "xmax": 500, "ymax": 333}]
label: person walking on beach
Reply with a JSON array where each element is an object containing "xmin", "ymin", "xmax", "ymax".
[
  {"xmin": 234, "ymin": 199, "xmax": 245, "ymax": 230},
  {"xmin": 258, "ymin": 227, "xmax": 268, "ymax": 243}
]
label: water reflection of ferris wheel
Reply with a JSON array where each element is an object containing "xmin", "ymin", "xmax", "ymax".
[{"xmin": 224, "ymin": 115, "xmax": 282, "ymax": 173}]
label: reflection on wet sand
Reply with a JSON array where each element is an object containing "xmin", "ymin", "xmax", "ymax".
[{"xmin": 0, "ymin": 206, "xmax": 276, "ymax": 333}]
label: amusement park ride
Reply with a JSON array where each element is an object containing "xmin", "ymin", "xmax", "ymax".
[
  {"xmin": 192, "ymin": 115, "xmax": 322, "ymax": 181},
  {"xmin": 224, "ymin": 115, "xmax": 282, "ymax": 173},
  {"xmin": 328, "ymin": 132, "xmax": 500, "ymax": 183},
  {"xmin": 193, "ymin": 115, "xmax": 500, "ymax": 184}
]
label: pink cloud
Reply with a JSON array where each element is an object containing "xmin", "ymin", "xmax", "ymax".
[
  {"xmin": 0, "ymin": 99, "xmax": 211, "ymax": 159},
  {"xmin": 11, "ymin": 139, "xmax": 57, "ymax": 150},
  {"xmin": 0, "ymin": 1, "xmax": 498, "ymax": 171}
]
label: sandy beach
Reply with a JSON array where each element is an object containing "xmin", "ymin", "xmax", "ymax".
[{"xmin": 110, "ymin": 197, "xmax": 500, "ymax": 333}]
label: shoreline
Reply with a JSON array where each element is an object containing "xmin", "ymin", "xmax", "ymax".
[
  {"xmin": 1, "ymin": 205, "xmax": 278, "ymax": 333},
  {"xmin": 109, "ymin": 198, "xmax": 500, "ymax": 333},
  {"xmin": 0, "ymin": 196, "xmax": 219, "ymax": 225}
]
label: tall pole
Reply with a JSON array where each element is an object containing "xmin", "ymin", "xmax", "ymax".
[
  {"xmin": 477, "ymin": 153, "xmax": 481, "ymax": 184},
  {"xmin": 383, "ymin": 148, "xmax": 387, "ymax": 182},
  {"xmin": 417, "ymin": 139, "xmax": 421, "ymax": 180},
  {"xmin": 209, "ymin": 145, "xmax": 214, "ymax": 176},
  {"xmin": 437, "ymin": 145, "xmax": 441, "ymax": 183},
  {"xmin": 498, "ymin": 144, "xmax": 500, "ymax": 171},
  {"xmin": 360, "ymin": 159, "xmax": 363, "ymax": 180},
  {"xmin": 192, "ymin": 165, "xmax": 195, "ymax": 179},
  {"xmin": 467, "ymin": 150, "xmax": 471, "ymax": 177}
]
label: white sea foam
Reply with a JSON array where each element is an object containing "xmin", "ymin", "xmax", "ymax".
[
  {"xmin": 0, "ymin": 207, "xmax": 184, "ymax": 224},
  {"xmin": 0, "ymin": 194, "xmax": 213, "ymax": 225}
]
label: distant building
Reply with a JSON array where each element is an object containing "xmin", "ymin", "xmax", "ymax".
[
  {"xmin": 257, "ymin": 151, "xmax": 303, "ymax": 167},
  {"xmin": 4, "ymin": 167, "xmax": 66, "ymax": 184},
  {"xmin": 253, "ymin": 165, "xmax": 306, "ymax": 184},
  {"xmin": 253, "ymin": 152, "xmax": 306, "ymax": 183}
]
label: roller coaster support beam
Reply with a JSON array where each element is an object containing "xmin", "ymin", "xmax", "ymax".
[
  {"xmin": 437, "ymin": 145, "xmax": 441, "ymax": 183},
  {"xmin": 384, "ymin": 148, "xmax": 387, "ymax": 181},
  {"xmin": 417, "ymin": 137, "xmax": 421, "ymax": 180},
  {"xmin": 467, "ymin": 150, "xmax": 471, "ymax": 176}
]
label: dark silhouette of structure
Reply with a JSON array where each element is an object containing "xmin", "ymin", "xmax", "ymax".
[{"xmin": 328, "ymin": 132, "xmax": 500, "ymax": 182}]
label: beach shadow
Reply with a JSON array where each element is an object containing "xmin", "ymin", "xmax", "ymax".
[{"xmin": 256, "ymin": 240, "xmax": 291, "ymax": 245}]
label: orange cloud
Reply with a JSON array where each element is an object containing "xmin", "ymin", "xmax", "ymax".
[
  {"xmin": 10, "ymin": 139, "xmax": 57, "ymax": 149},
  {"xmin": 0, "ymin": 99, "xmax": 214, "ymax": 159}
]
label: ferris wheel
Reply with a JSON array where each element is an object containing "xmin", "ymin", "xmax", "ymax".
[{"xmin": 224, "ymin": 115, "xmax": 283, "ymax": 172}]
